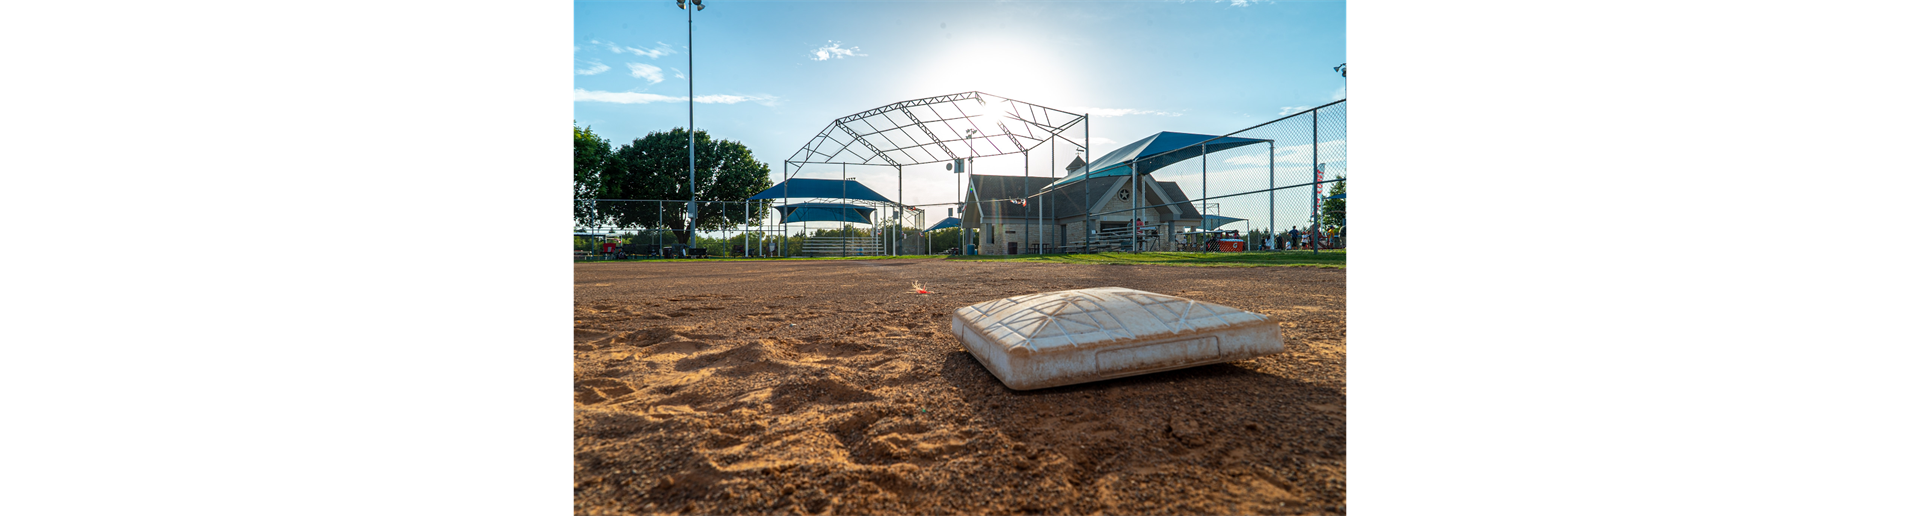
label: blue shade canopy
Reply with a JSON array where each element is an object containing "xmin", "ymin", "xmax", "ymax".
[
  {"xmin": 1045, "ymin": 132, "xmax": 1269, "ymax": 191},
  {"xmin": 926, "ymin": 217, "xmax": 960, "ymax": 231},
  {"xmin": 1327, "ymin": 193, "xmax": 1346, "ymax": 200},
  {"xmin": 1201, "ymin": 215, "xmax": 1245, "ymax": 230},
  {"xmin": 775, "ymin": 203, "xmax": 875, "ymax": 224},
  {"xmin": 750, "ymin": 178, "xmax": 895, "ymax": 203}
]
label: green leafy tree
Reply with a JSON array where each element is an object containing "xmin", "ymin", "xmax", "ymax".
[
  {"xmin": 574, "ymin": 122, "xmax": 614, "ymax": 227},
  {"xmin": 598, "ymin": 128, "xmax": 774, "ymax": 244},
  {"xmin": 927, "ymin": 227, "xmax": 960, "ymax": 254},
  {"xmin": 1319, "ymin": 175, "xmax": 1346, "ymax": 230}
]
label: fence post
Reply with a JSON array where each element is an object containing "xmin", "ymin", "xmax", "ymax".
[
  {"xmin": 1312, "ymin": 110, "xmax": 1319, "ymax": 254},
  {"xmin": 1130, "ymin": 161, "xmax": 1139, "ymax": 253}
]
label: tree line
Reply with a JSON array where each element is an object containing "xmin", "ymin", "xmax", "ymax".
[{"xmin": 575, "ymin": 122, "xmax": 774, "ymax": 244}]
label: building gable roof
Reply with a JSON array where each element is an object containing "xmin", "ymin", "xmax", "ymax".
[{"xmin": 962, "ymin": 174, "xmax": 1200, "ymax": 226}]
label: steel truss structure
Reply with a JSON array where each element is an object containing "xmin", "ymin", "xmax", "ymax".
[{"xmin": 776, "ymin": 91, "xmax": 1091, "ymax": 256}]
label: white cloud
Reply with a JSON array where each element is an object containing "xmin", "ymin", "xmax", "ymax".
[
  {"xmin": 670, "ymin": 67, "xmax": 686, "ymax": 80},
  {"xmin": 810, "ymin": 41, "xmax": 866, "ymax": 61},
  {"xmin": 694, "ymin": 94, "xmax": 780, "ymax": 106},
  {"xmin": 1276, "ymin": 105, "xmax": 1313, "ymax": 117},
  {"xmin": 628, "ymin": 63, "xmax": 664, "ymax": 84},
  {"xmin": 574, "ymin": 90, "xmax": 679, "ymax": 104},
  {"xmin": 574, "ymin": 89, "xmax": 778, "ymax": 106},
  {"xmin": 627, "ymin": 42, "xmax": 676, "ymax": 59},
  {"xmin": 601, "ymin": 40, "xmax": 676, "ymax": 59},
  {"xmin": 1066, "ymin": 107, "xmax": 1183, "ymax": 117},
  {"xmin": 576, "ymin": 61, "xmax": 610, "ymax": 76},
  {"xmin": 1089, "ymin": 137, "xmax": 1118, "ymax": 146}
]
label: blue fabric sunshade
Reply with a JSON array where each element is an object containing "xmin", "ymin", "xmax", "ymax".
[
  {"xmin": 1201, "ymin": 215, "xmax": 1245, "ymax": 230},
  {"xmin": 1045, "ymin": 132, "xmax": 1268, "ymax": 191},
  {"xmin": 775, "ymin": 203, "xmax": 876, "ymax": 224},
  {"xmin": 750, "ymin": 178, "xmax": 896, "ymax": 203},
  {"xmin": 925, "ymin": 217, "xmax": 960, "ymax": 231}
]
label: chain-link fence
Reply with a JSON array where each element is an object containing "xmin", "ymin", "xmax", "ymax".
[
  {"xmin": 968, "ymin": 99, "xmax": 1346, "ymax": 254},
  {"xmin": 576, "ymin": 100, "xmax": 1345, "ymax": 259},
  {"xmin": 1138, "ymin": 99, "xmax": 1345, "ymax": 252},
  {"xmin": 573, "ymin": 198, "xmax": 925, "ymax": 259}
]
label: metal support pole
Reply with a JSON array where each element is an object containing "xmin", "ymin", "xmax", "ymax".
[
  {"xmin": 1130, "ymin": 161, "xmax": 1139, "ymax": 253},
  {"xmin": 1312, "ymin": 110, "xmax": 1319, "ymax": 254},
  {"xmin": 1202, "ymin": 141, "xmax": 1207, "ymax": 250},
  {"xmin": 782, "ymin": 161, "xmax": 790, "ymax": 258},
  {"xmin": 685, "ymin": 3, "xmax": 698, "ymax": 249},
  {"xmin": 1023, "ymin": 150, "xmax": 1029, "ymax": 255},
  {"xmin": 842, "ymin": 163, "xmax": 848, "ymax": 257},
  {"xmin": 1268, "ymin": 141, "xmax": 1275, "ymax": 251},
  {"xmin": 896, "ymin": 165, "xmax": 903, "ymax": 256},
  {"xmin": 1084, "ymin": 115, "xmax": 1091, "ymax": 252}
]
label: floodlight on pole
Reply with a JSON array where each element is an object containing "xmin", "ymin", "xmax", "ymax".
[{"xmin": 675, "ymin": 0, "xmax": 707, "ymax": 247}]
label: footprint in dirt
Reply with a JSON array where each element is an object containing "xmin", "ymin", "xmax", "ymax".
[{"xmin": 576, "ymin": 378, "xmax": 635, "ymax": 405}]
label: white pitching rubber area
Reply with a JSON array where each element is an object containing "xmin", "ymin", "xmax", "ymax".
[{"xmin": 951, "ymin": 287, "xmax": 1284, "ymax": 390}]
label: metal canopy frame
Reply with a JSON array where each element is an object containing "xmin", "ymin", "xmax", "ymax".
[
  {"xmin": 779, "ymin": 91, "xmax": 1091, "ymax": 256},
  {"xmin": 786, "ymin": 91, "xmax": 1089, "ymax": 167}
]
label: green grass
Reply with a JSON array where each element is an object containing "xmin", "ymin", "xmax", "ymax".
[
  {"xmin": 578, "ymin": 254, "xmax": 944, "ymax": 263},
  {"xmin": 944, "ymin": 251, "xmax": 1345, "ymax": 268},
  {"xmin": 577, "ymin": 251, "xmax": 1346, "ymax": 268}
]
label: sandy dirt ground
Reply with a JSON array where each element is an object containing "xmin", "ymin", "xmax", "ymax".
[{"xmin": 574, "ymin": 259, "xmax": 1346, "ymax": 515}]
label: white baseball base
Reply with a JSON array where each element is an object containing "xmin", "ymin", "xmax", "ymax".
[{"xmin": 951, "ymin": 287, "xmax": 1285, "ymax": 390}]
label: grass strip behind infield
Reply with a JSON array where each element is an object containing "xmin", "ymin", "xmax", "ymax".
[
  {"xmin": 943, "ymin": 251, "xmax": 1345, "ymax": 268},
  {"xmin": 578, "ymin": 254, "xmax": 946, "ymax": 263},
  {"xmin": 576, "ymin": 251, "xmax": 1344, "ymax": 268}
]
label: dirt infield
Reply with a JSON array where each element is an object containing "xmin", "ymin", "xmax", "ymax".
[{"xmin": 574, "ymin": 258, "xmax": 1346, "ymax": 515}]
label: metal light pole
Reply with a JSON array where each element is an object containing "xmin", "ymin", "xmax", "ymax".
[
  {"xmin": 677, "ymin": 0, "xmax": 705, "ymax": 248},
  {"xmin": 963, "ymin": 128, "xmax": 977, "ymax": 255}
]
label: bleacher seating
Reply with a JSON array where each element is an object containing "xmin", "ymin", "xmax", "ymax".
[{"xmin": 800, "ymin": 236, "xmax": 884, "ymax": 257}]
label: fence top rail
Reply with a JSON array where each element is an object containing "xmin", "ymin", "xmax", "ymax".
[{"xmin": 1032, "ymin": 98, "xmax": 1344, "ymax": 196}]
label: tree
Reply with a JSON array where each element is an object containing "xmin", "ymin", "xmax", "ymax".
[
  {"xmin": 927, "ymin": 227, "xmax": 960, "ymax": 254},
  {"xmin": 575, "ymin": 122, "xmax": 614, "ymax": 227},
  {"xmin": 596, "ymin": 128, "xmax": 774, "ymax": 244},
  {"xmin": 1319, "ymin": 175, "xmax": 1346, "ymax": 230}
]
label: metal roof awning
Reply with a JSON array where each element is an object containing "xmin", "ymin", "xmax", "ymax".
[
  {"xmin": 1044, "ymin": 131, "xmax": 1269, "ymax": 191},
  {"xmin": 1200, "ymin": 214, "xmax": 1246, "ymax": 230},
  {"xmin": 750, "ymin": 178, "xmax": 896, "ymax": 204},
  {"xmin": 926, "ymin": 217, "xmax": 960, "ymax": 231},
  {"xmin": 774, "ymin": 202, "xmax": 876, "ymax": 224}
]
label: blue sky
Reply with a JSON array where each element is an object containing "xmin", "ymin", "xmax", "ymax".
[{"xmin": 574, "ymin": 0, "xmax": 1344, "ymax": 211}]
